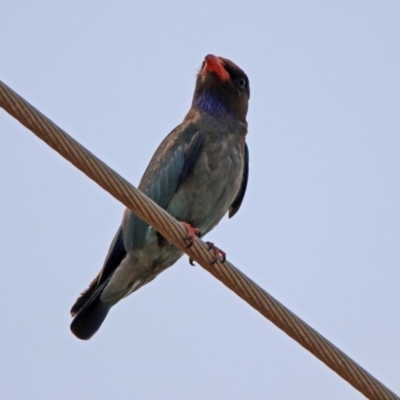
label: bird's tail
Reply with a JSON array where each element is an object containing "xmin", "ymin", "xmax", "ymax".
[{"xmin": 70, "ymin": 285, "xmax": 111, "ymax": 340}]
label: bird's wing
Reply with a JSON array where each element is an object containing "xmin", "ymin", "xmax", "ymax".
[
  {"xmin": 229, "ymin": 142, "xmax": 249, "ymax": 218},
  {"xmin": 122, "ymin": 127, "xmax": 203, "ymax": 250},
  {"xmin": 74, "ymin": 126, "xmax": 203, "ymax": 306},
  {"xmin": 97, "ymin": 226, "xmax": 127, "ymax": 283}
]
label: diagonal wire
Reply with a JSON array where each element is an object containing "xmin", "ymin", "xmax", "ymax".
[{"xmin": 0, "ymin": 80, "xmax": 398, "ymax": 400}]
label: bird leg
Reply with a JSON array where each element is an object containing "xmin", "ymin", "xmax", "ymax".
[
  {"xmin": 181, "ymin": 222, "xmax": 201, "ymax": 248},
  {"xmin": 206, "ymin": 242, "xmax": 226, "ymax": 264},
  {"xmin": 180, "ymin": 222, "xmax": 201, "ymax": 266}
]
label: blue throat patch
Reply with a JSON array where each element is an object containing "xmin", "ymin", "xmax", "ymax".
[{"xmin": 194, "ymin": 91, "xmax": 231, "ymax": 117}]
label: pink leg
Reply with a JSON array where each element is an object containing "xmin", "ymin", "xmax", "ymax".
[
  {"xmin": 181, "ymin": 222, "xmax": 201, "ymax": 248},
  {"xmin": 205, "ymin": 241, "xmax": 226, "ymax": 264}
]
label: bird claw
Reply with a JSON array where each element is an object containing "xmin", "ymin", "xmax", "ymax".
[
  {"xmin": 206, "ymin": 241, "xmax": 226, "ymax": 264},
  {"xmin": 181, "ymin": 222, "xmax": 201, "ymax": 266},
  {"xmin": 181, "ymin": 222, "xmax": 201, "ymax": 249}
]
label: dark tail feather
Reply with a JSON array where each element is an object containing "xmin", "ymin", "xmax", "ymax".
[
  {"xmin": 70, "ymin": 288, "xmax": 111, "ymax": 340},
  {"xmin": 70, "ymin": 278, "xmax": 98, "ymax": 317}
]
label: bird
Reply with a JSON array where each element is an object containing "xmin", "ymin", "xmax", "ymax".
[{"xmin": 70, "ymin": 54, "xmax": 250, "ymax": 340}]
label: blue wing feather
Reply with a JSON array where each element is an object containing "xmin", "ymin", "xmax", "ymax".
[
  {"xmin": 122, "ymin": 130, "xmax": 203, "ymax": 250},
  {"xmin": 179, "ymin": 131, "xmax": 203, "ymax": 185},
  {"xmin": 100, "ymin": 226, "xmax": 127, "ymax": 282},
  {"xmin": 72, "ymin": 127, "xmax": 204, "ymax": 315}
]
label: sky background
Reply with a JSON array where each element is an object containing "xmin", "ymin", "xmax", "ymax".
[{"xmin": 1, "ymin": 1, "xmax": 399, "ymax": 399}]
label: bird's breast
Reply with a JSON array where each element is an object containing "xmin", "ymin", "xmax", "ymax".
[{"xmin": 167, "ymin": 125, "xmax": 245, "ymax": 235}]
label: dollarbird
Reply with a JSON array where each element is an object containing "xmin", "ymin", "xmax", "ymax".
[{"xmin": 70, "ymin": 54, "xmax": 250, "ymax": 340}]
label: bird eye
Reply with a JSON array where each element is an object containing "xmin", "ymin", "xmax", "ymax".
[{"xmin": 237, "ymin": 77, "xmax": 247, "ymax": 88}]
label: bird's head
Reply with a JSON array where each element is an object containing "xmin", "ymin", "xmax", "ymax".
[{"xmin": 192, "ymin": 54, "xmax": 250, "ymax": 121}]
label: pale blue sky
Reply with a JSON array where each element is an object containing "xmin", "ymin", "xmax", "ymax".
[{"xmin": 1, "ymin": 1, "xmax": 399, "ymax": 399}]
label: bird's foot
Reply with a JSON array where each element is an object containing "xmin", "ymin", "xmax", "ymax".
[
  {"xmin": 180, "ymin": 222, "xmax": 201, "ymax": 266},
  {"xmin": 206, "ymin": 241, "xmax": 226, "ymax": 264},
  {"xmin": 187, "ymin": 240, "xmax": 226, "ymax": 267},
  {"xmin": 181, "ymin": 222, "xmax": 201, "ymax": 249}
]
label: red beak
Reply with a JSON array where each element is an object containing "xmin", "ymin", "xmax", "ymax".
[{"xmin": 202, "ymin": 54, "xmax": 230, "ymax": 81}]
